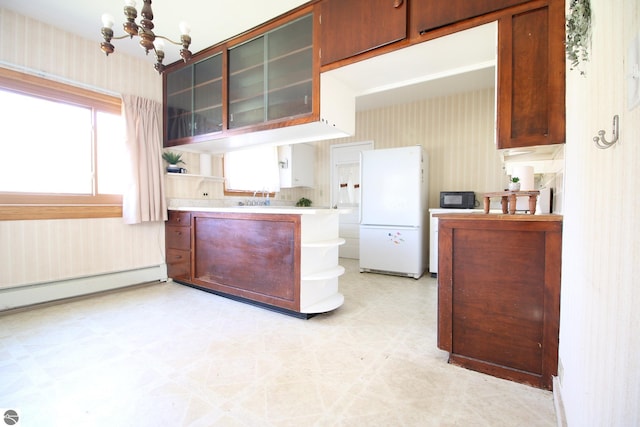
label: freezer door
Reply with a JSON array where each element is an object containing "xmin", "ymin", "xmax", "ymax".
[
  {"xmin": 361, "ymin": 146, "xmax": 424, "ymax": 227},
  {"xmin": 359, "ymin": 226, "xmax": 424, "ymax": 278}
]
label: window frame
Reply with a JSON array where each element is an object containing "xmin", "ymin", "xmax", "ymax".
[{"xmin": 0, "ymin": 68, "xmax": 123, "ymax": 220}]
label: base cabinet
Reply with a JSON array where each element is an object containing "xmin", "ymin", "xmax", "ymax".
[
  {"xmin": 165, "ymin": 209, "xmax": 345, "ymax": 316},
  {"xmin": 193, "ymin": 214, "xmax": 301, "ymax": 311},
  {"xmin": 437, "ymin": 214, "xmax": 562, "ymax": 390},
  {"xmin": 165, "ymin": 211, "xmax": 192, "ymax": 282}
]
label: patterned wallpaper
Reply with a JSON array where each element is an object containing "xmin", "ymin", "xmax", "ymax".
[{"xmin": 0, "ymin": 8, "xmax": 165, "ymax": 288}]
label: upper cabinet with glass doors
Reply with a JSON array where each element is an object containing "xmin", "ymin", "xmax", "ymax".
[
  {"xmin": 165, "ymin": 51, "xmax": 223, "ymax": 145},
  {"xmin": 228, "ymin": 14, "xmax": 313, "ymax": 130}
]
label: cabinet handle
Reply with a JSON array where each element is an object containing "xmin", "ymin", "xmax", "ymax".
[
  {"xmin": 174, "ymin": 231, "xmax": 182, "ymax": 236},
  {"xmin": 393, "ymin": 0, "xmax": 403, "ymax": 8}
]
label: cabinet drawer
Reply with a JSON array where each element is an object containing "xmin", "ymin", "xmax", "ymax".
[
  {"xmin": 167, "ymin": 248, "xmax": 190, "ymax": 265},
  {"xmin": 167, "ymin": 211, "xmax": 191, "ymax": 226},
  {"xmin": 167, "ymin": 249, "xmax": 190, "ymax": 281},
  {"xmin": 166, "ymin": 225, "xmax": 191, "ymax": 250}
]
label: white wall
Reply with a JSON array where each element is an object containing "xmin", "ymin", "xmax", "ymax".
[{"xmin": 559, "ymin": 0, "xmax": 640, "ymax": 425}]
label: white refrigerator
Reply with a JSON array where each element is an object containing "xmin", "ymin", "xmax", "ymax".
[{"xmin": 359, "ymin": 146, "xmax": 428, "ymax": 279}]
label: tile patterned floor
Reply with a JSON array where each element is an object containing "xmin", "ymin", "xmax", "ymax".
[{"xmin": 0, "ymin": 259, "xmax": 556, "ymax": 426}]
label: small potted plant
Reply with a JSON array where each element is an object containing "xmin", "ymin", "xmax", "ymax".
[
  {"xmin": 162, "ymin": 151, "xmax": 185, "ymax": 173},
  {"xmin": 295, "ymin": 197, "xmax": 312, "ymax": 207},
  {"xmin": 508, "ymin": 176, "xmax": 521, "ymax": 192}
]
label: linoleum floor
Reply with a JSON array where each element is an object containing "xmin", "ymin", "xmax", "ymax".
[{"xmin": 0, "ymin": 259, "xmax": 556, "ymax": 426}]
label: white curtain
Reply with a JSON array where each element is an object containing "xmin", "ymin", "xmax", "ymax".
[{"xmin": 121, "ymin": 95, "xmax": 167, "ymax": 224}]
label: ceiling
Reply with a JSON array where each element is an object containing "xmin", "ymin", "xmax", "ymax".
[
  {"xmin": 0, "ymin": 0, "xmax": 309, "ymax": 64},
  {"xmin": 0, "ymin": 0, "xmax": 497, "ymax": 110},
  {"xmin": 327, "ymin": 22, "xmax": 497, "ymax": 110}
]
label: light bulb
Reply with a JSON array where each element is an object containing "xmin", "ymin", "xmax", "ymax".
[
  {"xmin": 153, "ymin": 39, "xmax": 165, "ymax": 52},
  {"xmin": 179, "ymin": 21, "xmax": 191, "ymax": 35},
  {"xmin": 124, "ymin": 0, "xmax": 136, "ymax": 7},
  {"xmin": 101, "ymin": 13, "xmax": 115, "ymax": 28}
]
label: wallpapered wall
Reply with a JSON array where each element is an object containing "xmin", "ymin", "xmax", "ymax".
[
  {"xmin": 166, "ymin": 87, "xmax": 506, "ymax": 210},
  {"xmin": 0, "ymin": 8, "xmax": 165, "ymax": 289},
  {"xmin": 314, "ymin": 87, "xmax": 505, "ymax": 209},
  {"xmin": 559, "ymin": 0, "xmax": 640, "ymax": 425}
]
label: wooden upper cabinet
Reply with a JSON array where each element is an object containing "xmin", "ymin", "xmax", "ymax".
[
  {"xmin": 228, "ymin": 14, "xmax": 314, "ymax": 130},
  {"xmin": 165, "ymin": 52, "xmax": 224, "ymax": 146},
  {"xmin": 319, "ymin": 0, "xmax": 407, "ymax": 66},
  {"xmin": 496, "ymin": 0, "xmax": 565, "ymax": 148},
  {"xmin": 411, "ymin": 0, "xmax": 531, "ymax": 35}
]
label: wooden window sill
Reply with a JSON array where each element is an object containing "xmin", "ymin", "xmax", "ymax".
[{"xmin": 0, "ymin": 205, "xmax": 123, "ymax": 221}]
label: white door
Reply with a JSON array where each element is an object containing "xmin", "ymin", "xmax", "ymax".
[{"xmin": 330, "ymin": 141, "xmax": 374, "ymax": 259}]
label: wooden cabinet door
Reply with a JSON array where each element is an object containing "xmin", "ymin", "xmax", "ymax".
[
  {"xmin": 437, "ymin": 217, "xmax": 562, "ymax": 390},
  {"xmin": 496, "ymin": 0, "xmax": 565, "ymax": 148},
  {"xmin": 411, "ymin": 0, "xmax": 530, "ymax": 35},
  {"xmin": 319, "ymin": 0, "xmax": 407, "ymax": 66},
  {"xmin": 192, "ymin": 214, "xmax": 301, "ymax": 311}
]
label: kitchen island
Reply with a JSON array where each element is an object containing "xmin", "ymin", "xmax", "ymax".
[
  {"xmin": 435, "ymin": 212, "xmax": 562, "ymax": 390},
  {"xmin": 166, "ymin": 207, "xmax": 346, "ymax": 317}
]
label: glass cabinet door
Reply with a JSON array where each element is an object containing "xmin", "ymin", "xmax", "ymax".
[
  {"xmin": 166, "ymin": 66, "xmax": 193, "ymax": 141},
  {"xmin": 228, "ymin": 37, "xmax": 265, "ymax": 129},
  {"xmin": 165, "ymin": 52, "xmax": 223, "ymax": 143},
  {"xmin": 267, "ymin": 14, "xmax": 313, "ymax": 121},
  {"xmin": 194, "ymin": 53, "xmax": 223, "ymax": 136},
  {"xmin": 228, "ymin": 13, "xmax": 313, "ymax": 130}
]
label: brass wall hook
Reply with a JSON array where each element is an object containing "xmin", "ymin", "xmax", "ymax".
[{"xmin": 594, "ymin": 115, "xmax": 619, "ymax": 149}]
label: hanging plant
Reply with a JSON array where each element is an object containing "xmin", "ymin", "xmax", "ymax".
[{"xmin": 566, "ymin": 0, "xmax": 592, "ymax": 75}]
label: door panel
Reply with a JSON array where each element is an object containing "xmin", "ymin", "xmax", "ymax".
[{"xmin": 320, "ymin": 0, "xmax": 407, "ymax": 65}]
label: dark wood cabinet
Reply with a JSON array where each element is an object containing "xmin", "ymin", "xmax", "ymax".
[
  {"xmin": 163, "ymin": 6, "xmax": 317, "ymax": 147},
  {"xmin": 496, "ymin": 0, "xmax": 565, "ymax": 148},
  {"xmin": 161, "ymin": 0, "xmax": 565, "ymax": 151},
  {"xmin": 165, "ymin": 211, "xmax": 192, "ymax": 281},
  {"xmin": 165, "ymin": 52, "xmax": 223, "ymax": 145},
  {"xmin": 163, "ymin": 209, "xmax": 346, "ymax": 316},
  {"xmin": 411, "ymin": 0, "xmax": 530, "ymax": 35},
  {"xmin": 319, "ymin": 0, "xmax": 407, "ymax": 66},
  {"xmin": 192, "ymin": 213, "xmax": 301, "ymax": 311},
  {"xmin": 437, "ymin": 214, "xmax": 562, "ymax": 390}
]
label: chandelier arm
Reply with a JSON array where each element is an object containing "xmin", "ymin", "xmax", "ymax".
[
  {"xmin": 111, "ymin": 34, "xmax": 133, "ymax": 41},
  {"xmin": 154, "ymin": 35, "xmax": 182, "ymax": 46}
]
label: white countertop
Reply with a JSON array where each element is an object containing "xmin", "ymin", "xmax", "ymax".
[{"xmin": 170, "ymin": 206, "xmax": 351, "ymax": 215}]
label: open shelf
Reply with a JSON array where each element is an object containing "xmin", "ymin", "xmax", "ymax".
[{"xmin": 166, "ymin": 173, "xmax": 225, "ymax": 182}]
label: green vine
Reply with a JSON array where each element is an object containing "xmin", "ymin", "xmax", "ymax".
[{"xmin": 566, "ymin": 0, "xmax": 592, "ymax": 75}]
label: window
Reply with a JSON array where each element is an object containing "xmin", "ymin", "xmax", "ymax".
[
  {"xmin": 0, "ymin": 68, "xmax": 124, "ymax": 220},
  {"xmin": 223, "ymin": 145, "xmax": 280, "ymax": 195}
]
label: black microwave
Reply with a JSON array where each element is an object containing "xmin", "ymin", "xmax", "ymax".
[{"xmin": 439, "ymin": 191, "xmax": 476, "ymax": 209}]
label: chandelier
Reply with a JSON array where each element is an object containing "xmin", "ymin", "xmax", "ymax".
[{"xmin": 100, "ymin": 0, "xmax": 192, "ymax": 74}]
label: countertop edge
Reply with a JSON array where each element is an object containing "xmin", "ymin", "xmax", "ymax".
[
  {"xmin": 169, "ymin": 207, "xmax": 350, "ymax": 215},
  {"xmin": 433, "ymin": 213, "xmax": 563, "ymax": 222}
]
